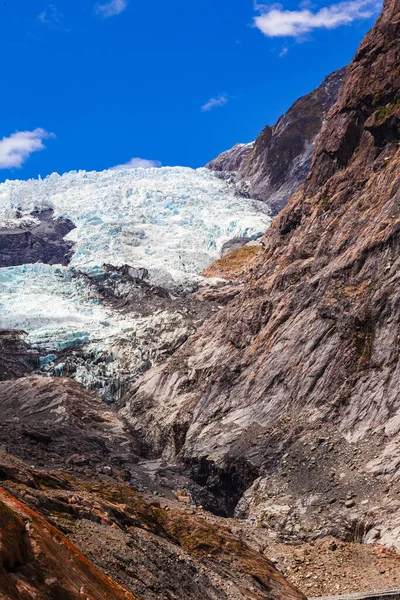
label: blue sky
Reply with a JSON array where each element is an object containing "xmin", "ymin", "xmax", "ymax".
[{"xmin": 0, "ymin": 0, "xmax": 382, "ymax": 181}]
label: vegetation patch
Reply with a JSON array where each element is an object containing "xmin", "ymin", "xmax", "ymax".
[
  {"xmin": 374, "ymin": 100, "xmax": 400, "ymax": 123},
  {"xmin": 202, "ymin": 245, "xmax": 260, "ymax": 280}
]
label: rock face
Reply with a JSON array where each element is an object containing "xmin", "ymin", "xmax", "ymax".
[
  {"xmin": 122, "ymin": 0, "xmax": 400, "ymax": 544},
  {"xmin": 207, "ymin": 142, "xmax": 254, "ymax": 172},
  {"xmin": 0, "ymin": 330, "xmax": 39, "ymax": 381},
  {"xmin": 206, "ymin": 68, "xmax": 346, "ymax": 215},
  {"xmin": 0, "ymin": 487, "xmax": 137, "ymax": 600},
  {"xmin": 0, "ymin": 208, "xmax": 75, "ymax": 267}
]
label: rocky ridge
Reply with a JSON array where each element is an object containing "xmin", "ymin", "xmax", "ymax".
[
  {"xmin": 206, "ymin": 68, "xmax": 346, "ymax": 216},
  {"xmin": 122, "ymin": 0, "xmax": 400, "ymax": 549}
]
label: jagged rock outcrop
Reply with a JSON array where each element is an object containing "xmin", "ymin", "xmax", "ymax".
[
  {"xmin": 206, "ymin": 68, "xmax": 346, "ymax": 215},
  {"xmin": 122, "ymin": 0, "xmax": 400, "ymax": 545},
  {"xmin": 0, "ymin": 208, "xmax": 75, "ymax": 267},
  {"xmin": 207, "ymin": 143, "xmax": 254, "ymax": 172}
]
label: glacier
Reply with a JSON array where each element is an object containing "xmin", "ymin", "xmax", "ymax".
[
  {"xmin": 0, "ymin": 166, "xmax": 271, "ymax": 283},
  {"xmin": 0, "ymin": 166, "xmax": 271, "ymax": 399}
]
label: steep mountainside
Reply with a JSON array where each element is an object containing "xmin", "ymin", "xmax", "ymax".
[
  {"xmin": 206, "ymin": 68, "xmax": 346, "ymax": 215},
  {"xmin": 123, "ymin": 0, "xmax": 400, "ymax": 550}
]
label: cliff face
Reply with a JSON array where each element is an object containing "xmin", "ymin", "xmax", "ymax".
[
  {"xmin": 206, "ymin": 68, "xmax": 346, "ymax": 215},
  {"xmin": 123, "ymin": 0, "xmax": 400, "ymax": 544}
]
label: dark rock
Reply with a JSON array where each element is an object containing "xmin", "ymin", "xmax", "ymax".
[
  {"xmin": 206, "ymin": 142, "xmax": 254, "ymax": 172},
  {"xmin": 0, "ymin": 208, "xmax": 75, "ymax": 267},
  {"xmin": 207, "ymin": 67, "xmax": 346, "ymax": 216},
  {"xmin": 0, "ymin": 329, "xmax": 39, "ymax": 381}
]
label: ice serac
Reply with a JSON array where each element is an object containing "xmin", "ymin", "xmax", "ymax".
[
  {"xmin": 206, "ymin": 67, "xmax": 346, "ymax": 215},
  {"xmin": 122, "ymin": 0, "xmax": 400, "ymax": 544},
  {"xmin": 0, "ymin": 167, "xmax": 270, "ymax": 284}
]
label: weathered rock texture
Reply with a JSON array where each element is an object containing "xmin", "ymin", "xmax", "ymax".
[
  {"xmin": 0, "ymin": 376, "xmax": 140, "ymax": 476},
  {"xmin": 0, "ymin": 486, "xmax": 137, "ymax": 600},
  {"xmin": 122, "ymin": 0, "xmax": 400, "ymax": 544},
  {"xmin": 207, "ymin": 143, "xmax": 254, "ymax": 172},
  {"xmin": 0, "ymin": 330, "xmax": 39, "ymax": 381},
  {"xmin": 0, "ymin": 451, "xmax": 305, "ymax": 600},
  {"xmin": 0, "ymin": 208, "xmax": 75, "ymax": 267},
  {"xmin": 206, "ymin": 68, "xmax": 346, "ymax": 215}
]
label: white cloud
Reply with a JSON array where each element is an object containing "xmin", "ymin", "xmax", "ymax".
[
  {"xmin": 0, "ymin": 129, "xmax": 55, "ymax": 169},
  {"xmin": 37, "ymin": 4, "xmax": 62, "ymax": 26},
  {"xmin": 201, "ymin": 94, "xmax": 228, "ymax": 112},
  {"xmin": 254, "ymin": 0, "xmax": 382, "ymax": 38},
  {"xmin": 279, "ymin": 46, "xmax": 289, "ymax": 56},
  {"xmin": 37, "ymin": 5, "xmax": 69, "ymax": 32},
  {"xmin": 95, "ymin": 0, "xmax": 128, "ymax": 17},
  {"xmin": 110, "ymin": 157, "xmax": 162, "ymax": 170}
]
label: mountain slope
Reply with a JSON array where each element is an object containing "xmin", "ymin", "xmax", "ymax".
[
  {"xmin": 0, "ymin": 487, "xmax": 137, "ymax": 600},
  {"xmin": 206, "ymin": 68, "xmax": 346, "ymax": 215},
  {"xmin": 122, "ymin": 0, "xmax": 400, "ymax": 548},
  {"xmin": 0, "ymin": 446, "xmax": 305, "ymax": 600}
]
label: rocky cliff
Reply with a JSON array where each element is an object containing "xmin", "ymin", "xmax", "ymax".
[
  {"xmin": 206, "ymin": 68, "xmax": 346, "ymax": 215},
  {"xmin": 123, "ymin": 0, "xmax": 400, "ymax": 553}
]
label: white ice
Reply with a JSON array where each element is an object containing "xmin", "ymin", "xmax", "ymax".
[
  {"xmin": 0, "ymin": 166, "xmax": 271, "ymax": 353},
  {"xmin": 0, "ymin": 166, "xmax": 271, "ymax": 283}
]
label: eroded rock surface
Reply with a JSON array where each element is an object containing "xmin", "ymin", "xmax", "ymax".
[
  {"xmin": 122, "ymin": 0, "xmax": 400, "ymax": 545},
  {"xmin": 0, "ymin": 451, "xmax": 305, "ymax": 600},
  {"xmin": 0, "ymin": 486, "xmax": 137, "ymax": 600},
  {"xmin": 0, "ymin": 376, "xmax": 141, "ymax": 476}
]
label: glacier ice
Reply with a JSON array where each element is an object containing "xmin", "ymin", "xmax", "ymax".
[
  {"xmin": 0, "ymin": 166, "xmax": 271, "ymax": 399},
  {"xmin": 0, "ymin": 166, "xmax": 271, "ymax": 284}
]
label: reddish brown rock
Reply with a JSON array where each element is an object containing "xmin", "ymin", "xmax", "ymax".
[
  {"xmin": 0, "ymin": 452, "xmax": 305, "ymax": 600},
  {"xmin": 121, "ymin": 0, "xmax": 400, "ymax": 543},
  {"xmin": 0, "ymin": 487, "xmax": 137, "ymax": 600}
]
